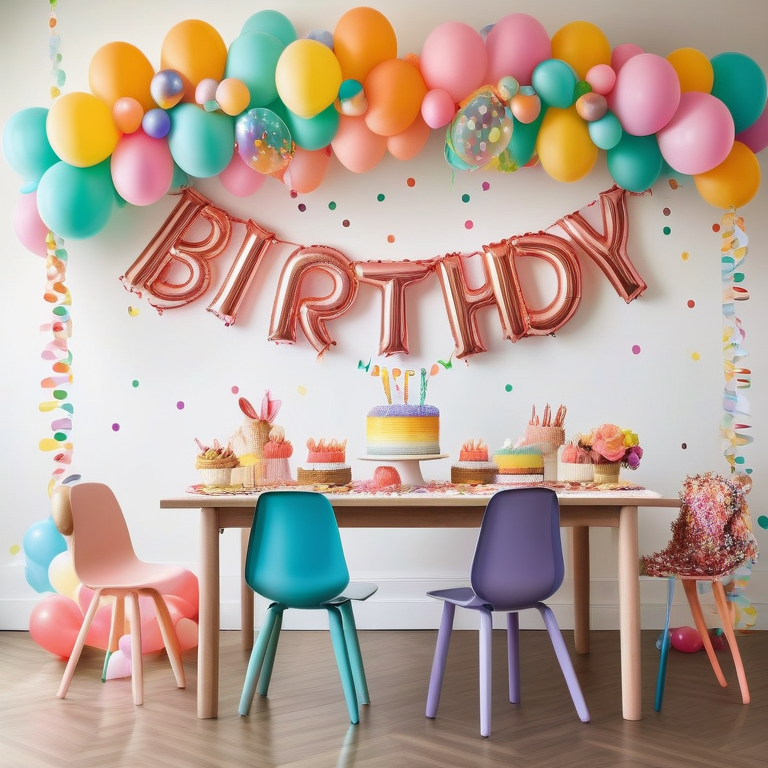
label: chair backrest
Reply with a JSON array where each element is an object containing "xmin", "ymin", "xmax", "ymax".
[
  {"xmin": 470, "ymin": 487, "xmax": 564, "ymax": 611},
  {"xmin": 68, "ymin": 483, "xmax": 139, "ymax": 587},
  {"xmin": 245, "ymin": 491, "xmax": 350, "ymax": 608}
]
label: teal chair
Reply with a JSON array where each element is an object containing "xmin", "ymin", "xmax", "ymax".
[{"xmin": 238, "ymin": 491, "xmax": 377, "ymax": 723}]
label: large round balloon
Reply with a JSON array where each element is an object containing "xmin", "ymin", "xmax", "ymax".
[
  {"xmin": 283, "ymin": 146, "xmax": 331, "ymax": 193},
  {"xmin": 551, "ymin": 20, "xmax": 611, "ymax": 80},
  {"xmin": 365, "ymin": 58, "xmax": 427, "ymax": 137},
  {"xmin": 219, "ymin": 150, "xmax": 267, "ymax": 197},
  {"xmin": 2, "ymin": 107, "xmax": 59, "ymax": 185},
  {"xmin": 282, "ymin": 103, "xmax": 339, "ymax": 151},
  {"xmin": 333, "ymin": 7, "xmax": 397, "ymax": 83},
  {"xmin": 46, "ymin": 92, "xmax": 120, "ymax": 167},
  {"xmin": 387, "ymin": 114, "xmax": 431, "ymax": 160},
  {"xmin": 666, "ymin": 48, "xmax": 714, "ymax": 94},
  {"xmin": 536, "ymin": 106, "xmax": 597, "ymax": 182},
  {"xmin": 111, "ymin": 129, "xmax": 174, "ymax": 205},
  {"xmin": 235, "ymin": 107, "xmax": 294, "ymax": 175},
  {"xmin": 450, "ymin": 88, "xmax": 513, "ymax": 167},
  {"xmin": 37, "ymin": 160, "xmax": 115, "ymax": 239},
  {"xmin": 275, "ymin": 39, "xmax": 342, "ymax": 119},
  {"xmin": 331, "ymin": 114, "xmax": 388, "ymax": 173},
  {"xmin": 241, "ymin": 9, "xmax": 297, "ymax": 46},
  {"xmin": 224, "ymin": 30, "xmax": 285, "ymax": 109},
  {"xmin": 607, "ymin": 133, "xmax": 663, "ymax": 192},
  {"xmin": 13, "ymin": 191, "xmax": 50, "ymax": 256},
  {"xmin": 168, "ymin": 103, "xmax": 234, "ymax": 178},
  {"xmin": 694, "ymin": 140, "xmax": 761, "ymax": 209},
  {"xmin": 88, "ymin": 41, "xmax": 155, "ymax": 111},
  {"xmin": 710, "ymin": 52, "xmax": 768, "ymax": 134},
  {"xmin": 484, "ymin": 13, "xmax": 551, "ymax": 86},
  {"xmin": 29, "ymin": 594, "xmax": 82, "ymax": 658}
]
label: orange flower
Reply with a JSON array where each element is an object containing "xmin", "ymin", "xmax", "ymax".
[{"xmin": 590, "ymin": 423, "xmax": 627, "ymax": 462}]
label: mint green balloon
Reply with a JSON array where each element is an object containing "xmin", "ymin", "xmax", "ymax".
[
  {"xmin": 588, "ymin": 111, "xmax": 622, "ymax": 150},
  {"xmin": 607, "ymin": 133, "xmax": 662, "ymax": 192},
  {"xmin": 168, "ymin": 104, "xmax": 234, "ymax": 178},
  {"xmin": 36, "ymin": 159, "xmax": 114, "ymax": 239},
  {"xmin": 507, "ymin": 108, "xmax": 547, "ymax": 168},
  {"xmin": 225, "ymin": 31, "xmax": 284, "ymax": 108},
  {"xmin": 283, "ymin": 103, "xmax": 339, "ymax": 150},
  {"xmin": 532, "ymin": 59, "xmax": 578, "ymax": 109},
  {"xmin": 241, "ymin": 10, "xmax": 297, "ymax": 45},
  {"xmin": 2, "ymin": 107, "xmax": 59, "ymax": 184},
  {"xmin": 711, "ymin": 52, "xmax": 768, "ymax": 134}
]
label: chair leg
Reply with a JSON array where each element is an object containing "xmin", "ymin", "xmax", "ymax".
[
  {"xmin": 256, "ymin": 608, "xmax": 284, "ymax": 697},
  {"xmin": 507, "ymin": 612, "xmax": 520, "ymax": 704},
  {"xmin": 680, "ymin": 580, "xmax": 727, "ymax": 687},
  {"xmin": 102, "ymin": 595, "xmax": 125, "ymax": 682},
  {"xmin": 712, "ymin": 581, "xmax": 750, "ymax": 704},
  {"xmin": 239, "ymin": 604, "xmax": 281, "ymax": 716},
  {"xmin": 144, "ymin": 589, "xmax": 186, "ymax": 689},
  {"xmin": 327, "ymin": 605, "xmax": 360, "ymax": 724},
  {"xmin": 426, "ymin": 601, "xmax": 456, "ymax": 719},
  {"xmin": 58, "ymin": 588, "xmax": 105, "ymax": 699},
  {"xmin": 479, "ymin": 608, "xmax": 493, "ymax": 738},
  {"xmin": 654, "ymin": 578, "xmax": 675, "ymax": 712},
  {"xmin": 338, "ymin": 600, "xmax": 370, "ymax": 705},
  {"xmin": 537, "ymin": 604, "xmax": 590, "ymax": 722},
  {"xmin": 128, "ymin": 592, "xmax": 144, "ymax": 706}
]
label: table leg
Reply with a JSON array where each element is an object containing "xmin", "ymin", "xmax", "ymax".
[
  {"xmin": 618, "ymin": 505, "xmax": 641, "ymax": 721},
  {"xmin": 571, "ymin": 526, "xmax": 590, "ymax": 654},
  {"xmin": 241, "ymin": 527, "xmax": 254, "ymax": 650},
  {"xmin": 198, "ymin": 507, "xmax": 220, "ymax": 719}
]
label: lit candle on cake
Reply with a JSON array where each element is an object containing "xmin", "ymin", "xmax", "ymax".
[{"xmin": 381, "ymin": 367, "xmax": 392, "ymax": 404}]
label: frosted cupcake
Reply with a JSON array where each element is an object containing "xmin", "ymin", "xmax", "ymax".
[
  {"xmin": 557, "ymin": 442, "xmax": 594, "ymax": 483},
  {"xmin": 451, "ymin": 439, "xmax": 498, "ymax": 485}
]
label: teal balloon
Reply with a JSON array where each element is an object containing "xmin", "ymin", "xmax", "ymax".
[
  {"xmin": 607, "ymin": 133, "xmax": 662, "ymax": 192},
  {"xmin": 170, "ymin": 162, "xmax": 189, "ymax": 191},
  {"xmin": 532, "ymin": 59, "xmax": 578, "ymax": 109},
  {"xmin": 224, "ymin": 31, "xmax": 284, "ymax": 109},
  {"xmin": 23, "ymin": 517, "xmax": 67, "ymax": 567},
  {"xmin": 283, "ymin": 104, "xmax": 339, "ymax": 150},
  {"xmin": 2, "ymin": 107, "xmax": 59, "ymax": 183},
  {"xmin": 507, "ymin": 108, "xmax": 547, "ymax": 168},
  {"xmin": 241, "ymin": 9, "xmax": 297, "ymax": 45},
  {"xmin": 168, "ymin": 103, "xmax": 234, "ymax": 178},
  {"xmin": 37, "ymin": 159, "xmax": 114, "ymax": 239},
  {"xmin": 711, "ymin": 52, "xmax": 768, "ymax": 134},
  {"xmin": 25, "ymin": 560, "xmax": 54, "ymax": 594},
  {"xmin": 588, "ymin": 111, "xmax": 623, "ymax": 150},
  {"xmin": 444, "ymin": 131, "xmax": 474, "ymax": 171}
]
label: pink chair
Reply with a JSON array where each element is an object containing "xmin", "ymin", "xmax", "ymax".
[{"xmin": 57, "ymin": 482, "xmax": 187, "ymax": 705}]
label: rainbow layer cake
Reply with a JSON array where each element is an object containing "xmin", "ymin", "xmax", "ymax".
[
  {"xmin": 494, "ymin": 440, "xmax": 544, "ymax": 483},
  {"xmin": 451, "ymin": 439, "xmax": 498, "ymax": 485},
  {"xmin": 366, "ymin": 404, "xmax": 440, "ymax": 456},
  {"xmin": 297, "ymin": 438, "xmax": 352, "ymax": 486}
]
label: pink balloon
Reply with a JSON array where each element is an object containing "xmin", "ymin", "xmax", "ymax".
[
  {"xmin": 609, "ymin": 53, "xmax": 680, "ymax": 136},
  {"xmin": 658, "ymin": 91, "xmax": 735, "ymax": 175},
  {"xmin": 611, "ymin": 43, "xmax": 644, "ymax": 72},
  {"xmin": 175, "ymin": 617, "xmax": 199, "ymax": 652},
  {"xmin": 111, "ymin": 129, "xmax": 174, "ymax": 206},
  {"xmin": 331, "ymin": 114, "xmax": 388, "ymax": 173},
  {"xmin": 670, "ymin": 625, "xmax": 703, "ymax": 653},
  {"xmin": 105, "ymin": 648, "xmax": 132, "ymax": 679},
  {"xmin": 484, "ymin": 13, "xmax": 552, "ymax": 86},
  {"xmin": 421, "ymin": 88, "xmax": 456, "ymax": 129},
  {"xmin": 736, "ymin": 101, "xmax": 768, "ymax": 154},
  {"xmin": 283, "ymin": 147, "xmax": 331, "ymax": 193},
  {"xmin": 163, "ymin": 594, "xmax": 197, "ymax": 621},
  {"xmin": 420, "ymin": 21, "xmax": 488, "ymax": 103},
  {"xmin": 29, "ymin": 594, "xmax": 82, "ymax": 658},
  {"xmin": 387, "ymin": 114, "xmax": 431, "ymax": 160},
  {"xmin": 219, "ymin": 150, "xmax": 267, "ymax": 197},
  {"xmin": 84, "ymin": 603, "xmax": 113, "ymax": 650},
  {"xmin": 13, "ymin": 191, "xmax": 49, "ymax": 257},
  {"xmin": 586, "ymin": 63, "xmax": 616, "ymax": 96}
]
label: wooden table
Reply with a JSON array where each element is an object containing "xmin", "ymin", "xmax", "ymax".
[{"xmin": 160, "ymin": 488, "xmax": 679, "ymax": 721}]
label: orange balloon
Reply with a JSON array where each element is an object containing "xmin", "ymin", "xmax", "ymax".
[
  {"xmin": 160, "ymin": 20, "xmax": 227, "ymax": 102},
  {"xmin": 365, "ymin": 58, "xmax": 427, "ymax": 137},
  {"xmin": 334, "ymin": 7, "xmax": 397, "ymax": 83},
  {"xmin": 331, "ymin": 115, "xmax": 388, "ymax": 173},
  {"xmin": 89, "ymin": 42, "xmax": 155, "ymax": 111},
  {"xmin": 283, "ymin": 147, "xmax": 331, "ymax": 193},
  {"xmin": 551, "ymin": 20, "xmax": 611, "ymax": 80},
  {"xmin": 666, "ymin": 48, "xmax": 714, "ymax": 93},
  {"xmin": 387, "ymin": 114, "xmax": 431, "ymax": 160},
  {"xmin": 694, "ymin": 141, "xmax": 761, "ymax": 209}
]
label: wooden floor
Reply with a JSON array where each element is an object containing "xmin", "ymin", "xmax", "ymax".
[{"xmin": 0, "ymin": 629, "xmax": 765, "ymax": 767}]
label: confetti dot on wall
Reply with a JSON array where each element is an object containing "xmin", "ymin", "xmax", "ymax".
[
  {"xmin": 631, "ymin": 344, "xmax": 641, "ymax": 355},
  {"xmin": 691, "ymin": 352, "xmax": 700, "ymax": 361},
  {"xmin": 10, "ymin": 544, "xmax": 20, "ymax": 555},
  {"xmin": 298, "ymin": 203, "xmax": 306, "ymax": 212},
  {"xmin": 387, "ymin": 234, "xmax": 395, "ymax": 243},
  {"xmin": 128, "ymin": 306, "xmax": 139, "ymax": 317},
  {"xmin": 687, "ymin": 300, "xmax": 695, "ymax": 308},
  {"xmin": 464, "ymin": 220, "xmax": 474, "ymax": 230},
  {"xmin": 461, "ymin": 193, "xmax": 470, "ymax": 203},
  {"xmin": 231, "ymin": 385, "xmax": 239, "ymax": 394},
  {"xmin": 406, "ymin": 177, "xmax": 415, "ymax": 187},
  {"xmin": 297, "ymin": 385, "xmax": 307, "ymax": 395},
  {"xmin": 663, "ymin": 208, "xmax": 671, "ymax": 216},
  {"xmin": 482, "ymin": 181, "xmax": 490, "ymax": 191},
  {"xmin": 132, "ymin": 380, "xmax": 139, "ymax": 388},
  {"xmin": 290, "ymin": 190, "xmax": 297, "ymax": 199},
  {"xmin": 733, "ymin": 272, "xmax": 744, "ymax": 283},
  {"xmin": 757, "ymin": 515, "xmax": 768, "ymax": 530},
  {"xmin": 176, "ymin": 401, "xmax": 185, "ymax": 410},
  {"xmin": 328, "ymin": 201, "xmax": 337, "ymax": 210},
  {"xmin": 712, "ymin": 223, "xmax": 720, "ymax": 232},
  {"xmin": 668, "ymin": 179, "xmax": 679, "ymax": 189},
  {"xmin": 342, "ymin": 219, "xmax": 350, "ymax": 228},
  {"xmin": 681, "ymin": 251, "xmax": 689, "ymax": 261},
  {"xmin": 663, "ymin": 226, "xmax": 671, "ymax": 235},
  {"xmin": 681, "ymin": 443, "xmax": 687, "ymax": 449},
  {"xmin": 377, "ymin": 193, "xmax": 385, "ymax": 202},
  {"xmin": 112, "ymin": 423, "xmax": 120, "ymax": 431},
  {"xmin": 504, "ymin": 384, "xmax": 513, "ymax": 392}
]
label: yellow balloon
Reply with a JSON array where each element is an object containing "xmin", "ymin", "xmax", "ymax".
[
  {"xmin": 694, "ymin": 141, "xmax": 761, "ymax": 209},
  {"xmin": 48, "ymin": 551, "xmax": 80, "ymax": 599},
  {"xmin": 536, "ymin": 106, "xmax": 598, "ymax": 182},
  {"xmin": 275, "ymin": 39, "xmax": 342, "ymax": 119},
  {"xmin": 47, "ymin": 91, "xmax": 120, "ymax": 167},
  {"xmin": 89, "ymin": 41, "xmax": 155, "ymax": 111},
  {"xmin": 666, "ymin": 48, "xmax": 714, "ymax": 93},
  {"xmin": 551, "ymin": 21, "xmax": 611, "ymax": 80}
]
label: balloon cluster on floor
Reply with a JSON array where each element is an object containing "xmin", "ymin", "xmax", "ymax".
[{"xmin": 3, "ymin": 8, "xmax": 767, "ymax": 244}]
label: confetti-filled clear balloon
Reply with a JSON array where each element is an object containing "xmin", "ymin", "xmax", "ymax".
[
  {"xmin": 449, "ymin": 88, "xmax": 513, "ymax": 167},
  {"xmin": 235, "ymin": 107, "xmax": 294, "ymax": 175}
]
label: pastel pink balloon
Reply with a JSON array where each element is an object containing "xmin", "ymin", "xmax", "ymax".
[
  {"xmin": 658, "ymin": 91, "xmax": 735, "ymax": 175},
  {"xmin": 105, "ymin": 648, "xmax": 132, "ymax": 680},
  {"xmin": 484, "ymin": 13, "xmax": 552, "ymax": 86},
  {"xmin": 84, "ymin": 604, "xmax": 113, "ymax": 649},
  {"xmin": 175, "ymin": 617, "xmax": 199, "ymax": 652},
  {"xmin": 421, "ymin": 88, "xmax": 456, "ymax": 129},
  {"xmin": 331, "ymin": 114, "xmax": 388, "ymax": 173},
  {"xmin": 586, "ymin": 63, "xmax": 616, "ymax": 96},
  {"xmin": 670, "ymin": 625, "xmax": 703, "ymax": 653},
  {"xmin": 111, "ymin": 129, "xmax": 174, "ymax": 205},
  {"xmin": 609, "ymin": 53, "xmax": 680, "ymax": 136},
  {"xmin": 219, "ymin": 150, "xmax": 267, "ymax": 197},
  {"xmin": 611, "ymin": 43, "xmax": 644, "ymax": 72},
  {"xmin": 29, "ymin": 594, "xmax": 82, "ymax": 658},
  {"xmin": 387, "ymin": 114, "xmax": 431, "ymax": 160},
  {"xmin": 13, "ymin": 191, "xmax": 49, "ymax": 257},
  {"xmin": 736, "ymin": 102, "xmax": 768, "ymax": 154},
  {"xmin": 420, "ymin": 21, "xmax": 488, "ymax": 103},
  {"xmin": 283, "ymin": 147, "xmax": 331, "ymax": 193}
]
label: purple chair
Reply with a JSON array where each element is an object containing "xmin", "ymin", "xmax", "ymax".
[{"xmin": 425, "ymin": 487, "xmax": 590, "ymax": 737}]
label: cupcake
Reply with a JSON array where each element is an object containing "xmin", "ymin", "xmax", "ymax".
[
  {"xmin": 451, "ymin": 439, "xmax": 498, "ymax": 485},
  {"xmin": 557, "ymin": 442, "xmax": 594, "ymax": 483},
  {"xmin": 195, "ymin": 440, "xmax": 239, "ymax": 487},
  {"xmin": 297, "ymin": 438, "xmax": 352, "ymax": 486}
]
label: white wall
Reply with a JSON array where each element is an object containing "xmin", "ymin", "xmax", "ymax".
[{"xmin": 1, "ymin": 0, "xmax": 766, "ymax": 632}]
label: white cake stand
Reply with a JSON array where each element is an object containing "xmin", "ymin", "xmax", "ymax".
[{"xmin": 358, "ymin": 454, "xmax": 449, "ymax": 485}]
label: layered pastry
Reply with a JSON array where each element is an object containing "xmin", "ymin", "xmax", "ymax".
[
  {"xmin": 296, "ymin": 438, "xmax": 352, "ymax": 486},
  {"xmin": 262, "ymin": 428, "xmax": 293, "ymax": 484},
  {"xmin": 451, "ymin": 439, "xmax": 498, "ymax": 485},
  {"xmin": 557, "ymin": 442, "xmax": 594, "ymax": 483},
  {"xmin": 493, "ymin": 440, "xmax": 544, "ymax": 483},
  {"xmin": 194, "ymin": 440, "xmax": 239, "ymax": 487},
  {"xmin": 366, "ymin": 403, "xmax": 440, "ymax": 456}
]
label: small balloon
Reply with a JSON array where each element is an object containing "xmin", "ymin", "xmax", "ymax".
[
  {"xmin": 335, "ymin": 79, "xmax": 368, "ymax": 117},
  {"xmin": 576, "ymin": 92, "xmax": 608, "ymax": 122},
  {"xmin": 670, "ymin": 626, "xmax": 703, "ymax": 653},
  {"xmin": 195, "ymin": 78, "xmax": 219, "ymax": 106},
  {"xmin": 497, "ymin": 76, "xmax": 520, "ymax": 102},
  {"xmin": 142, "ymin": 108, "xmax": 171, "ymax": 139},
  {"xmin": 112, "ymin": 97, "xmax": 144, "ymax": 134},
  {"xmin": 151, "ymin": 69, "xmax": 185, "ymax": 109},
  {"xmin": 215, "ymin": 78, "xmax": 250, "ymax": 116},
  {"xmin": 306, "ymin": 29, "xmax": 334, "ymax": 49},
  {"xmin": 235, "ymin": 107, "xmax": 294, "ymax": 175}
]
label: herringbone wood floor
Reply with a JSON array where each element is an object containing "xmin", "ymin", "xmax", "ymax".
[{"xmin": 0, "ymin": 629, "xmax": 765, "ymax": 767}]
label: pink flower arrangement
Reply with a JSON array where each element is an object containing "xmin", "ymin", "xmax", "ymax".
[{"xmin": 578, "ymin": 424, "xmax": 643, "ymax": 469}]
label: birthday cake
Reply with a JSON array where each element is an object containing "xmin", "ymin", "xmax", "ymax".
[
  {"xmin": 451, "ymin": 439, "xmax": 498, "ymax": 485},
  {"xmin": 262, "ymin": 427, "xmax": 294, "ymax": 484},
  {"xmin": 494, "ymin": 440, "xmax": 544, "ymax": 483},
  {"xmin": 297, "ymin": 438, "xmax": 352, "ymax": 486}
]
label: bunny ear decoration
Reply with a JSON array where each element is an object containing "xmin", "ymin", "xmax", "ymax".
[
  {"xmin": 260, "ymin": 390, "xmax": 282, "ymax": 423},
  {"xmin": 238, "ymin": 397, "xmax": 259, "ymax": 420}
]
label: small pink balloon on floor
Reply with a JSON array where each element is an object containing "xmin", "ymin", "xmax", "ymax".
[{"xmin": 670, "ymin": 625, "xmax": 703, "ymax": 653}]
